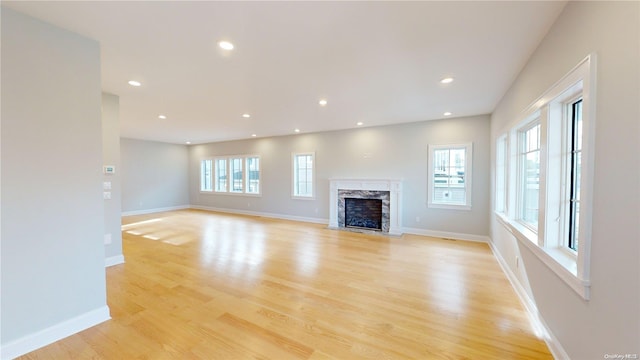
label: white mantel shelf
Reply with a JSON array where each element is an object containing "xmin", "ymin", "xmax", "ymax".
[{"xmin": 329, "ymin": 178, "xmax": 403, "ymax": 236}]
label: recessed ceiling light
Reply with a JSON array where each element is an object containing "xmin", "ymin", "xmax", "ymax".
[
  {"xmin": 251, "ymin": 134, "xmax": 257, "ymax": 137},
  {"xmin": 440, "ymin": 77, "xmax": 454, "ymax": 84},
  {"xmin": 444, "ymin": 112, "xmax": 453, "ymax": 116},
  {"xmin": 128, "ymin": 80, "xmax": 141, "ymax": 87},
  {"xmin": 186, "ymin": 141, "xmax": 191, "ymax": 145},
  {"xmin": 356, "ymin": 122, "xmax": 364, "ymax": 126},
  {"xmin": 218, "ymin": 41, "xmax": 234, "ymax": 50},
  {"xmin": 242, "ymin": 113, "xmax": 251, "ymax": 118},
  {"xmin": 158, "ymin": 115, "xmax": 167, "ymax": 119},
  {"xmin": 294, "ymin": 128, "xmax": 300, "ymax": 133},
  {"xmin": 318, "ymin": 99, "xmax": 328, "ymax": 106}
]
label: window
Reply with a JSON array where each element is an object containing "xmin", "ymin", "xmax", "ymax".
[
  {"xmin": 215, "ymin": 158, "xmax": 227, "ymax": 192},
  {"xmin": 495, "ymin": 135, "xmax": 508, "ymax": 214},
  {"xmin": 499, "ymin": 54, "xmax": 595, "ymax": 300},
  {"xmin": 200, "ymin": 159, "xmax": 213, "ymax": 192},
  {"xmin": 230, "ymin": 157, "xmax": 243, "ymax": 193},
  {"xmin": 246, "ymin": 156, "xmax": 260, "ymax": 194},
  {"xmin": 201, "ymin": 155, "xmax": 260, "ymax": 196},
  {"xmin": 292, "ymin": 152, "xmax": 315, "ymax": 199},
  {"xmin": 518, "ymin": 121, "xmax": 541, "ymax": 231},
  {"xmin": 428, "ymin": 143, "xmax": 472, "ymax": 210}
]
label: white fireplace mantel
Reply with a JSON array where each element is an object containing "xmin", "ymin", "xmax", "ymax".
[{"xmin": 329, "ymin": 179, "xmax": 403, "ymax": 235}]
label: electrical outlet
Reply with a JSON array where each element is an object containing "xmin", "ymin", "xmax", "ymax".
[
  {"xmin": 104, "ymin": 234, "xmax": 112, "ymax": 245},
  {"xmin": 103, "ymin": 191, "xmax": 111, "ymax": 200}
]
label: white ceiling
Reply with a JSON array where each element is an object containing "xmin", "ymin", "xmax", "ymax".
[{"xmin": 5, "ymin": 1, "xmax": 566, "ymax": 145}]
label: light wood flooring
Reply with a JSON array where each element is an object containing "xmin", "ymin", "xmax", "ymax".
[{"xmin": 20, "ymin": 209, "xmax": 552, "ymax": 359}]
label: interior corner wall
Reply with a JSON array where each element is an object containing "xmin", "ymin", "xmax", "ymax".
[
  {"xmin": 102, "ymin": 93, "xmax": 123, "ymax": 264},
  {"xmin": 489, "ymin": 1, "xmax": 640, "ymax": 358},
  {"xmin": 120, "ymin": 138, "xmax": 190, "ymax": 214},
  {"xmin": 189, "ymin": 115, "xmax": 491, "ymax": 238},
  {"xmin": 1, "ymin": 7, "xmax": 109, "ymax": 357}
]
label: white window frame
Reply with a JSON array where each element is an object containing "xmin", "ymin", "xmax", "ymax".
[
  {"xmin": 245, "ymin": 156, "xmax": 260, "ymax": 195},
  {"xmin": 292, "ymin": 152, "xmax": 315, "ymax": 199},
  {"xmin": 428, "ymin": 143, "xmax": 473, "ymax": 210},
  {"xmin": 214, "ymin": 157, "xmax": 228, "ymax": 193},
  {"xmin": 200, "ymin": 159, "xmax": 213, "ymax": 192},
  {"xmin": 202, "ymin": 155, "xmax": 261, "ymax": 196},
  {"xmin": 500, "ymin": 54, "xmax": 596, "ymax": 300},
  {"xmin": 516, "ymin": 119, "xmax": 541, "ymax": 234},
  {"xmin": 229, "ymin": 156, "xmax": 244, "ymax": 193}
]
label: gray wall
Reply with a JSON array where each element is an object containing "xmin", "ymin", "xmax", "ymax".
[
  {"xmin": 1, "ymin": 6, "xmax": 108, "ymax": 348},
  {"xmin": 190, "ymin": 115, "xmax": 491, "ymax": 238},
  {"xmin": 102, "ymin": 93, "xmax": 123, "ymax": 262},
  {"xmin": 490, "ymin": 1, "xmax": 639, "ymax": 358},
  {"xmin": 121, "ymin": 138, "xmax": 190, "ymax": 213}
]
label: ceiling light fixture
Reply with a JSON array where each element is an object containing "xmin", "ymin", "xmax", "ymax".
[
  {"xmin": 440, "ymin": 77, "xmax": 454, "ymax": 84},
  {"xmin": 251, "ymin": 134, "xmax": 257, "ymax": 137},
  {"xmin": 242, "ymin": 113, "xmax": 251, "ymax": 118},
  {"xmin": 186, "ymin": 141, "xmax": 191, "ymax": 145},
  {"xmin": 294, "ymin": 128, "xmax": 300, "ymax": 133},
  {"xmin": 128, "ymin": 80, "xmax": 141, "ymax": 87},
  {"xmin": 218, "ymin": 41, "xmax": 234, "ymax": 50},
  {"xmin": 158, "ymin": 115, "xmax": 167, "ymax": 119},
  {"xmin": 444, "ymin": 112, "xmax": 453, "ymax": 116},
  {"xmin": 318, "ymin": 99, "xmax": 328, "ymax": 106},
  {"xmin": 356, "ymin": 122, "xmax": 364, "ymax": 126}
]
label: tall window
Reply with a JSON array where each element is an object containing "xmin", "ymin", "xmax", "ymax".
[
  {"xmin": 292, "ymin": 152, "xmax": 315, "ymax": 198},
  {"xmin": 495, "ymin": 135, "xmax": 508, "ymax": 214},
  {"xmin": 519, "ymin": 122, "xmax": 540, "ymax": 230},
  {"xmin": 246, "ymin": 156, "xmax": 260, "ymax": 194},
  {"xmin": 498, "ymin": 54, "xmax": 595, "ymax": 300},
  {"xmin": 215, "ymin": 158, "xmax": 227, "ymax": 192},
  {"xmin": 428, "ymin": 143, "xmax": 472, "ymax": 210},
  {"xmin": 200, "ymin": 159, "xmax": 213, "ymax": 192},
  {"xmin": 230, "ymin": 157, "xmax": 243, "ymax": 193}
]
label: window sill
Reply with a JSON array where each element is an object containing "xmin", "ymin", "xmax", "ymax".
[
  {"xmin": 292, "ymin": 195, "xmax": 315, "ymax": 201},
  {"xmin": 428, "ymin": 203, "xmax": 471, "ymax": 211},
  {"xmin": 200, "ymin": 191, "xmax": 262, "ymax": 197},
  {"xmin": 498, "ymin": 215, "xmax": 590, "ymax": 300}
]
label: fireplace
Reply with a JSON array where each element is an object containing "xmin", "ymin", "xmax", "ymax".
[
  {"xmin": 329, "ymin": 179, "xmax": 403, "ymax": 235},
  {"xmin": 345, "ymin": 198, "xmax": 383, "ymax": 231}
]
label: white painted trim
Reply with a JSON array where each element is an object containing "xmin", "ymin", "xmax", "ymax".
[
  {"xmin": 402, "ymin": 227, "xmax": 489, "ymax": 243},
  {"xmin": 488, "ymin": 241, "xmax": 570, "ymax": 360},
  {"xmin": 121, "ymin": 205, "xmax": 190, "ymax": 217},
  {"xmin": 0, "ymin": 306, "xmax": 110, "ymax": 360},
  {"xmin": 190, "ymin": 205, "xmax": 328, "ymax": 225},
  {"xmin": 105, "ymin": 254, "xmax": 125, "ymax": 267}
]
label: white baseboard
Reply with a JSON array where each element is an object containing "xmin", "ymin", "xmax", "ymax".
[
  {"xmin": 105, "ymin": 254, "xmax": 125, "ymax": 267},
  {"xmin": 488, "ymin": 241, "xmax": 570, "ymax": 360},
  {"xmin": 402, "ymin": 227, "xmax": 490, "ymax": 243},
  {"xmin": 121, "ymin": 205, "xmax": 190, "ymax": 217},
  {"xmin": 0, "ymin": 306, "xmax": 110, "ymax": 360},
  {"xmin": 190, "ymin": 205, "xmax": 328, "ymax": 225}
]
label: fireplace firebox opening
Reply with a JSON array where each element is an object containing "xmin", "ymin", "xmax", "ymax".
[{"xmin": 344, "ymin": 198, "xmax": 383, "ymax": 231}]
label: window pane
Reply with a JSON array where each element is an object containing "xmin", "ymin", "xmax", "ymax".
[
  {"xmin": 520, "ymin": 123, "xmax": 540, "ymax": 229},
  {"xmin": 246, "ymin": 157, "xmax": 260, "ymax": 194},
  {"xmin": 200, "ymin": 160, "xmax": 212, "ymax": 191},
  {"xmin": 431, "ymin": 145, "xmax": 468, "ymax": 206},
  {"xmin": 215, "ymin": 159, "xmax": 227, "ymax": 192},
  {"xmin": 230, "ymin": 158, "xmax": 243, "ymax": 192},
  {"xmin": 293, "ymin": 154, "xmax": 313, "ymax": 197}
]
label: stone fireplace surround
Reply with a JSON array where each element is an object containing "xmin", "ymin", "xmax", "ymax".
[{"xmin": 329, "ymin": 179, "xmax": 402, "ymax": 236}]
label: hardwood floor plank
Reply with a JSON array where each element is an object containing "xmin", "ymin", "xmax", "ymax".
[{"xmin": 18, "ymin": 209, "xmax": 552, "ymax": 359}]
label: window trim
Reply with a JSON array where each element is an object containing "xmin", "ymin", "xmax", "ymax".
[
  {"xmin": 427, "ymin": 143, "xmax": 473, "ymax": 211},
  {"xmin": 291, "ymin": 152, "xmax": 316, "ymax": 200},
  {"xmin": 200, "ymin": 159, "xmax": 213, "ymax": 192},
  {"xmin": 495, "ymin": 134, "xmax": 508, "ymax": 215},
  {"xmin": 498, "ymin": 54, "xmax": 596, "ymax": 300}
]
